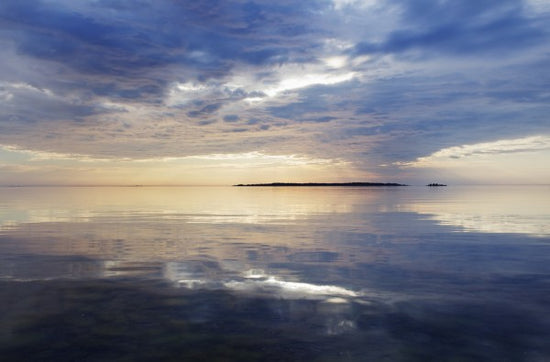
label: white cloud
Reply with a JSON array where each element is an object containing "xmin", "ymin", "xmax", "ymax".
[
  {"xmin": 332, "ymin": 0, "xmax": 380, "ymax": 10},
  {"xmin": 525, "ymin": 0, "xmax": 550, "ymax": 15},
  {"xmin": 322, "ymin": 38, "xmax": 355, "ymax": 51},
  {"xmin": 226, "ymin": 59, "xmax": 357, "ymax": 104},
  {"xmin": 8, "ymin": 82, "xmax": 54, "ymax": 96},
  {"xmin": 189, "ymin": 151, "xmax": 345, "ymax": 167},
  {"xmin": 263, "ymin": 72, "xmax": 355, "ymax": 97},
  {"xmin": 0, "ymin": 82, "xmax": 55, "ymax": 102},
  {"xmin": 323, "ymin": 56, "xmax": 348, "ymax": 68},
  {"xmin": 0, "ymin": 90, "xmax": 13, "ymax": 101},
  {"xmin": 402, "ymin": 135, "xmax": 550, "ymax": 167},
  {"xmin": 165, "ymin": 81, "xmax": 217, "ymax": 107},
  {"xmin": 0, "ymin": 144, "xmax": 114, "ymax": 163}
]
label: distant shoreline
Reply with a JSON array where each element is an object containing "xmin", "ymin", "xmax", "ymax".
[{"xmin": 234, "ymin": 182, "xmax": 407, "ymax": 187}]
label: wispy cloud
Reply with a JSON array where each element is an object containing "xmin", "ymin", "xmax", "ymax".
[
  {"xmin": 0, "ymin": 144, "xmax": 344, "ymax": 168},
  {"xmin": 401, "ymin": 135, "xmax": 550, "ymax": 168}
]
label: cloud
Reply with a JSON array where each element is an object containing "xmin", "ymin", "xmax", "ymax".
[
  {"xmin": 0, "ymin": 144, "xmax": 119, "ymax": 163},
  {"xmin": 0, "ymin": 81, "xmax": 105, "ymax": 129},
  {"xmin": 402, "ymin": 135, "xmax": 550, "ymax": 167},
  {"xmin": 223, "ymin": 114, "xmax": 240, "ymax": 123},
  {"xmin": 186, "ymin": 103, "xmax": 223, "ymax": 117},
  {"xmin": 353, "ymin": 0, "xmax": 548, "ymax": 57},
  {"xmin": 0, "ymin": 0, "xmax": 549, "ymax": 184},
  {"xmin": 262, "ymin": 71, "xmax": 355, "ymax": 97},
  {"xmin": 0, "ymin": 144, "xmax": 345, "ymax": 168},
  {"xmin": 0, "ymin": 0, "xmax": 329, "ymax": 103},
  {"xmin": 332, "ymin": 0, "xmax": 381, "ymax": 11}
]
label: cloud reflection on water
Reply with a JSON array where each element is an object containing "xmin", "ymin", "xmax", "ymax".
[
  {"xmin": 1, "ymin": 186, "xmax": 549, "ymax": 286},
  {"xmin": 2, "ymin": 186, "xmax": 550, "ymax": 357},
  {"xmin": 178, "ymin": 269, "xmax": 360, "ymax": 299}
]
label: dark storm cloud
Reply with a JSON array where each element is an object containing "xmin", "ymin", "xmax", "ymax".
[
  {"xmin": 0, "ymin": 0, "xmax": 326, "ymax": 90},
  {"xmin": 186, "ymin": 103, "xmax": 222, "ymax": 118},
  {"xmin": 1, "ymin": 1, "xmax": 169, "ymax": 74},
  {"xmin": 268, "ymin": 99, "xmax": 330, "ymax": 121},
  {"xmin": 223, "ymin": 114, "xmax": 240, "ymax": 123},
  {"xmin": 354, "ymin": 0, "xmax": 547, "ymax": 57},
  {"xmin": 0, "ymin": 86, "xmax": 104, "ymax": 126},
  {"xmin": 228, "ymin": 127, "xmax": 248, "ymax": 133},
  {"xmin": 198, "ymin": 119, "xmax": 217, "ymax": 126}
]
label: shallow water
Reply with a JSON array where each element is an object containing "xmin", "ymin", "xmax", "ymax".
[{"xmin": 1, "ymin": 185, "xmax": 549, "ymax": 361}]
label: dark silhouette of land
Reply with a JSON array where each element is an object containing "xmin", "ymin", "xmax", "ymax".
[
  {"xmin": 427, "ymin": 183, "xmax": 447, "ymax": 186},
  {"xmin": 234, "ymin": 182, "xmax": 407, "ymax": 187}
]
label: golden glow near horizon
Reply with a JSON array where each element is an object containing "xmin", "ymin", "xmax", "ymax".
[
  {"xmin": 2, "ymin": 134, "xmax": 550, "ymax": 185},
  {"xmin": 0, "ymin": 144, "xmax": 358, "ymax": 185}
]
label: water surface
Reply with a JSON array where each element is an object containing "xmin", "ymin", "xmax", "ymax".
[{"xmin": 1, "ymin": 186, "xmax": 549, "ymax": 361}]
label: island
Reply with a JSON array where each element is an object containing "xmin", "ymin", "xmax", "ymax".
[
  {"xmin": 234, "ymin": 182, "xmax": 407, "ymax": 187},
  {"xmin": 427, "ymin": 183, "xmax": 447, "ymax": 186}
]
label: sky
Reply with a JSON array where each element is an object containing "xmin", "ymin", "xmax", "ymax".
[{"xmin": 0, "ymin": 0, "xmax": 549, "ymax": 185}]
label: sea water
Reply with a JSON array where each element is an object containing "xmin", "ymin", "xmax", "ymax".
[{"xmin": 0, "ymin": 185, "xmax": 549, "ymax": 361}]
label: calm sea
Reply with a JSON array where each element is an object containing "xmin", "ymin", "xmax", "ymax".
[{"xmin": 1, "ymin": 185, "xmax": 549, "ymax": 361}]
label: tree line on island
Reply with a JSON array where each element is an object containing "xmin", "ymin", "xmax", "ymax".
[
  {"xmin": 234, "ymin": 182, "xmax": 447, "ymax": 187},
  {"xmin": 234, "ymin": 182, "xmax": 407, "ymax": 187}
]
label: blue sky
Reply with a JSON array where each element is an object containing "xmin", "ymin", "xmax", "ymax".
[{"xmin": 0, "ymin": 0, "xmax": 549, "ymax": 185}]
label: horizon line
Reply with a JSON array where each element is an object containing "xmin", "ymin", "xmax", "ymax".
[{"xmin": 1, "ymin": 183, "xmax": 549, "ymax": 187}]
